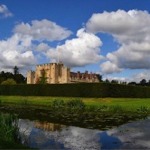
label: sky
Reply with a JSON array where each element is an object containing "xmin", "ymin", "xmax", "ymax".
[{"xmin": 1, "ymin": 0, "xmax": 150, "ymax": 82}]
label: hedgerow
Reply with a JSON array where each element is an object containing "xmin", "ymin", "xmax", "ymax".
[{"xmin": 0, "ymin": 83, "xmax": 150, "ymax": 98}]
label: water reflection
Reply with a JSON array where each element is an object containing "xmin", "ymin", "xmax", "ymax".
[
  {"xmin": 35, "ymin": 121, "xmax": 66, "ymax": 131},
  {"xmin": 107, "ymin": 117, "xmax": 150, "ymax": 149},
  {"xmin": 18, "ymin": 119, "xmax": 101, "ymax": 149},
  {"xmin": 18, "ymin": 118, "xmax": 150, "ymax": 149}
]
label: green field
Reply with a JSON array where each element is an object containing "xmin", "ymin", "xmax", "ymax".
[{"xmin": 0, "ymin": 96, "xmax": 150, "ymax": 112}]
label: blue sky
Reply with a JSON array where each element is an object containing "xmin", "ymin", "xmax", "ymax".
[{"xmin": 1, "ymin": 0, "xmax": 150, "ymax": 82}]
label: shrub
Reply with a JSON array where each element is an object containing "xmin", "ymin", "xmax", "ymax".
[
  {"xmin": 137, "ymin": 106, "xmax": 149, "ymax": 113},
  {"xmin": 1, "ymin": 79, "xmax": 16, "ymax": 85},
  {"xmin": 51, "ymin": 99, "xmax": 65, "ymax": 108},
  {"xmin": 0, "ymin": 113, "xmax": 20, "ymax": 142},
  {"xmin": 66, "ymin": 99, "xmax": 85, "ymax": 109},
  {"xmin": 109, "ymin": 105, "xmax": 124, "ymax": 113}
]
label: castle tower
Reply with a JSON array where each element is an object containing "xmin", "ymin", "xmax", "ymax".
[
  {"xmin": 50, "ymin": 63, "xmax": 58, "ymax": 83},
  {"xmin": 61, "ymin": 67, "xmax": 70, "ymax": 83},
  {"xmin": 27, "ymin": 71, "xmax": 35, "ymax": 84}
]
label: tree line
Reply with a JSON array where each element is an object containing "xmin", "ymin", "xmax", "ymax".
[
  {"xmin": 103, "ymin": 78, "xmax": 150, "ymax": 86},
  {"xmin": 0, "ymin": 66, "xmax": 26, "ymax": 85}
]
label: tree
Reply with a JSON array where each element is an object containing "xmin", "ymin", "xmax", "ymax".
[
  {"xmin": 1, "ymin": 78, "xmax": 16, "ymax": 85},
  {"xmin": 14, "ymin": 74, "xmax": 26, "ymax": 84},
  {"xmin": 38, "ymin": 69, "xmax": 47, "ymax": 84},
  {"xmin": 104, "ymin": 79, "xmax": 110, "ymax": 83},
  {"xmin": 0, "ymin": 68, "xmax": 26, "ymax": 84},
  {"xmin": 111, "ymin": 80, "xmax": 118, "ymax": 84},
  {"xmin": 0, "ymin": 71, "xmax": 13, "ymax": 84},
  {"xmin": 120, "ymin": 81, "xmax": 127, "ymax": 85},
  {"xmin": 128, "ymin": 82, "xmax": 137, "ymax": 86},
  {"xmin": 147, "ymin": 80, "xmax": 150, "ymax": 86},
  {"xmin": 13, "ymin": 66, "xmax": 19, "ymax": 75},
  {"xmin": 139, "ymin": 79, "xmax": 147, "ymax": 86},
  {"xmin": 96, "ymin": 74, "xmax": 102, "ymax": 82},
  {"xmin": 13, "ymin": 66, "xmax": 26, "ymax": 84}
]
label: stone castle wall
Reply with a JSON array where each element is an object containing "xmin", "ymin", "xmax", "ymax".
[
  {"xmin": 27, "ymin": 71, "xmax": 35, "ymax": 84},
  {"xmin": 70, "ymin": 71, "xmax": 99, "ymax": 83},
  {"xmin": 27, "ymin": 63, "xmax": 70, "ymax": 84},
  {"xmin": 27, "ymin": 63, "xmax": 99, "ymax": 84}
]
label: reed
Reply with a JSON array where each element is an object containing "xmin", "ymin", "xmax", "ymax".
[{"xmin": 0, "ymin": 113, "xmax": 27, "ymax": 149}]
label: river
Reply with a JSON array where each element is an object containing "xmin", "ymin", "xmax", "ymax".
[{"xmin": 17, "ymin": 117, "xmax": 150, "ymax": 149}]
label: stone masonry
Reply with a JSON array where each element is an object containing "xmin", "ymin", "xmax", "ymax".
[{"xmin": 27, "ymin": 63, "xmax": 99, "ymax": 84}]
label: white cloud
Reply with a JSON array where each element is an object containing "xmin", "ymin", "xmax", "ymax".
[
  {"xmin": 19, "ymin": 119, "xmax": 101, "ymax": 150},
  {"xmin": 100, "ymin": 61, "xmax": 122, "ymax": 74},
  {"xmin": 36, "ymin": 43, "xmax": 50, "ymax": 52},
  {"xmin": 107, "ymin": 119, "xmax": 150, "ymax": 149},
  {"xmin": 0, "ymin": 34, "xmax": 36, "ymax": 71},
  {"xmin": 4, "ymin": 9, "xmax": 150, "ymax": 77},
  {"xmin": 104, "ymin": 76, "xmax": 127, "ymax": 83},
  {"xmin": 47, "ymin": 28, "xmax": 103, "ymax": 67},
  {"xmin": 14, "ymin": 19, "xmax": 72, "ymax": 42},
  {"xmin": 86, "ymin": 10, "xmax": 150, "ymax": 74},
  {"xmin": 102, "ymin": 70, "xmax": 150, "ymax": 83},
  {"xmin": 131, "ymin": 71, "xmax": 150, "ymax": 82},
  {"xmin": 86, "ymin": 9, "xmax": 150, "ymax": 43},
  {"xmin": 0, "ymin": 4, "xmax": 13, "ymax": 18},
  {"xmin": 0, "ymin": 19, "xmax": 74, "ymax": 73}
]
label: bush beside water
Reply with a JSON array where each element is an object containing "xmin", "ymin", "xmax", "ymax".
[
  {"xmin": 0, "ymin": 99, "xmax": 149, "ymax": 130},
  {"xmin": 47, "ymin": 99, "xmax": 149, "ymax": 129},
  {"xmin": 0, "ymin": 113, "xmax": 18, "ymax": 142},
  {"xmin": 1, "ymin": 83, "xmax": 150, "ymax": 98},
  {"xmin": 0, "ymin": 113, "xmax": 27, "ymax": 149}
]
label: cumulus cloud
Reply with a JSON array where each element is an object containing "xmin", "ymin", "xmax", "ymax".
[
  {"xmin": 86, "ymin": 9, "xmax": 150, "ymax": 43},
  {"xmin": 131, "ymin": 71, "xmax": 150, "ymax": 82},
  {"xmin": 86, "ymin": 10, "xmax": 150, "ymax": 74},
  {"xmin": 14, "ymin": 19, "xmax": 72, "ymax": 42},
  {"xmin": 107, "ymin": 118, "xmax": 150, "ymax": 149},
  {"xmin": 36, "ymin": 43, "xmax": 50, "ymax": 52},
  {"xmin": 0, "ymin": 34, "xmax": 36, "ymax": 71},
  {"xmin": 0, "ymin": 19, "xmax": 74, "ymax": 72},
  {"xmin": 100, "ymin": 61, "xmax": 122, "ymax": 74},
  {"xmin": 47, "ymin": 28, "xmax": 103, "ymax": 67},
  {"xmin": 0, "ymin": 4, "xmax": 13, "ymax": 18}
]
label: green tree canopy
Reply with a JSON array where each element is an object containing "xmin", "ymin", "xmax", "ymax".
[
  {"xmin": 0, "ymin": 67, "xmax": 26, "ymax": 84},
  {"xmin": 1, "ymin": 79, "xmax": 17, "ymax": 85},
  {"xmin": 37, "ymin": 69, "xmax": 47, "ymax": 84}
]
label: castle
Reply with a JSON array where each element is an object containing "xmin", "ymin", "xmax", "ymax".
[{"xmin": 27, "ymin": 63, "xmax": 100, "ymax": 84}]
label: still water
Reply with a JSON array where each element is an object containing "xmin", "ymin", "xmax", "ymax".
[{"xmin": 18, "ymin": 118, "xmax": 150, "ymax": 149}]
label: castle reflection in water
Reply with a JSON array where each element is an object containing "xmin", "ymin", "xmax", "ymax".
[{"xmin": 35, "ymin": 121, "xmax": 66, "ymax": 131}]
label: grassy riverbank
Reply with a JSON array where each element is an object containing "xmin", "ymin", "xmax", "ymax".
[
  {"xmin": 0, "ymin": 97, "xmax": 150, "ymax": 148},
  {"xmin": 0, "ymin": 113, "xmax": 28, "ymax": 149},
  {"xmin": 0, "ymin": 96, "xmax": 150, "ymax": 130},
  {"xmin": 0, "ymin": 96, "xmax": 150, "ymax": 112}
]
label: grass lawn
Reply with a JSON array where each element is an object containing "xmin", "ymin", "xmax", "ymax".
[{"xmin": 0, "ymin": 96, "xmax": 150, "ymax": 112}]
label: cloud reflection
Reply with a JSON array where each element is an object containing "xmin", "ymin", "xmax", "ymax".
[{"xmin": 18, "ymin": 118, "xmax": 150, "ymax": 149}]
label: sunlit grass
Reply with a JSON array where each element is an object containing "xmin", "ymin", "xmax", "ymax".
[
  {"xmin": 0, "ymin": 96, "xmax": 149, "ymax": 131},
  {"xmin": 0, "ymin": 96, "xmax": 150, "ymax": 112}
]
